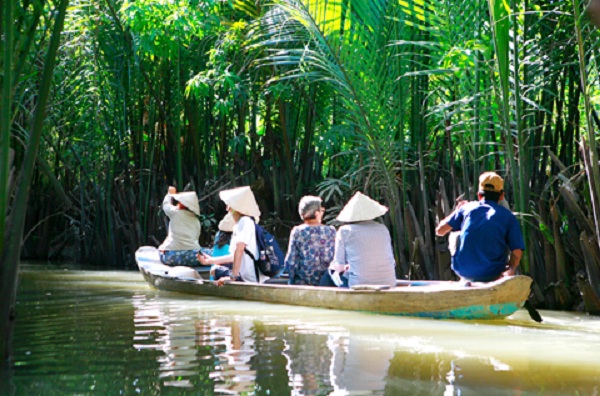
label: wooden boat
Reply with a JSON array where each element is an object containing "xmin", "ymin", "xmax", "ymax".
[{"xmin": 136, "ymin": 246, "xmax": 533, "ymax": 320}]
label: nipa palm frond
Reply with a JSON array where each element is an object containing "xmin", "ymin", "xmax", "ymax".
[{"xmin": 246, "ymin": 0, "xmax": 418, "ymax": 268}]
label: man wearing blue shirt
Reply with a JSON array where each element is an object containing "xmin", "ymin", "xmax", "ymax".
[{"xmin": 435, "ymin": 172, "xmax": 526, "ymax": 282}]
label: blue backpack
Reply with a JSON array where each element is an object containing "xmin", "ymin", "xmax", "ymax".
[{"xmin": 244, "ymin": 220, "xmax": 285, "ymax": 278}]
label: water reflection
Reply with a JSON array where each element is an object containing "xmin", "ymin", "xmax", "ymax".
[
  {"xmin": 130, "ymin": 292, "xmax": 401, "ymax": 394},
  {"xmin": 284, "ymin": 327, "xmax": 337, "ymax": 394},
  {"xmin": 6, "ymin": 267, "xmax": 600, "ymax": 395},
  {"xmin": 131, "ymin": 294, "xmax": 357, "ymax": 395}
]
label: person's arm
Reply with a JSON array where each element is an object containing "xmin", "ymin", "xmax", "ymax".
[
  {"xmin": 503, "ymin": 249, "xmax": 523, "ymax": 277},
  {"xmin": 435, "ymin": 221, "xmax": 453, "ymax": 237},
  {"xmin": 330, "ymin": 228, "xmax": 347, "ymax": 273},
  {"xmin": 435, "ymin": 200, "xmax": 467, "ymax": 236},
  {"xmin": 504, "ymin": 214, "xmax": 526, "ymax": 277},
  {"xmin": 198, "ymin": 252, "xmax": 234, "ymax": 266},
  {"xmin": 162, "ymin": 186, "xmax": 178, "ymax": 216},
  {"xmin": 285, "ymin": 229, "xmax": 298, "ymax": 282},
  {"xmin": 231, "ymin": 241, "xmax": 245, "ymax": 278}
]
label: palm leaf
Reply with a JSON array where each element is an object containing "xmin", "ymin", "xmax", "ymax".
[{"xmin": 247, "ymin": 0, "xmax": 425, "ymax": 271}]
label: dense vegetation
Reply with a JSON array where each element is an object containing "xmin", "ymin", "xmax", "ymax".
[{"xmin": 3, "ymin": 0, "xmax": 600, "ymax": 358}]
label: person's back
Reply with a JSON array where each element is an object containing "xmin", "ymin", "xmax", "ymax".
[
  {"xmin": 336, "ymin": 220, "xmax": 396, "ymax": 288},
  {"xmin": 452, "ymin": 200, "xmax": 521, "ymax": 281},
  {"xmin": 212, "ymin": 230, "xmax": 232, "ymax": 257},
  {"xmin": 160, "ymin": 208, "xmax": 201, "ymax": 251},
  {"xmin": 287, "ymin": 224, "xmax": 336, "ymax": 285},
  {"xmin": 158, "ymin": 187, "xmax": 202, "ymax": 267},
  {"xmin": 436, "ymin": 171, "xmax": 525, "ymax": 282}
]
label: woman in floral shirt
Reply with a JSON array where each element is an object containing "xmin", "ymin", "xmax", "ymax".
[{"xmin": 285, "ymin": 196, "xmax": 336, "ymax": 285}]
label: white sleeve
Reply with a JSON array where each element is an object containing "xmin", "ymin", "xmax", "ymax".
[
  {"xmin": 162, "ymin": 193, "xmax": 177, "ymax": 217},
  {"xmin": 236, "ymin": 217, "xmax": 254, "ymax": 247}
]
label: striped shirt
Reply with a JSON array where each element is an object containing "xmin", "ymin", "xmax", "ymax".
[{"xmin": 332, "ymin": 220, "xmax": 396, "ymax": 288}]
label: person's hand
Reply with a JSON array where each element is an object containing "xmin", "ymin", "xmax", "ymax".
[
  {"xmin": 330, "ymin": 262, "xmax": 346, "ymax": 273},
  {"xmin": 215, "ymin": 277, "xmax": 231, "ymax": 286},
  {"xmin": 455, "ymin": 199, "xmax": 468, "ymax": 210},
  {"xmin": 168, "ymin": 186, "xmax": 177, "ymax": 194},
  {"xmin": 502, "ymin": 267, "xmax": 516, "ymax": 277},
  {"xmin": 197, "ymin": 253, "xmax": 211, "ymax": 266}
]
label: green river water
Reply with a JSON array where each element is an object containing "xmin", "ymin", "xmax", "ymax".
[{"xmin": 2, "ymin": 264, "xmax": 600, "ymax": 395}]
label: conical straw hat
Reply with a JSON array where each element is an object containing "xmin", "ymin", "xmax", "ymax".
[
  {"xmin": 171, "ymin": 191, "xmax": 200, "ymax": 216},
  {"xmin": 336, "ymin": 191, "xmax": 388, "ymax": 222},
  {"xmin": 218, "ymin": 212, "xmax": 235, "ymax": 232},
  {"xmin": 219, "ymin": 186, "xmax": 261, "ymax": 218}
]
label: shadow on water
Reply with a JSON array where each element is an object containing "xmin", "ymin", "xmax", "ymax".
[{"xmin": 3, "ymin": 264, "xmax": 600, "ymax": 395}]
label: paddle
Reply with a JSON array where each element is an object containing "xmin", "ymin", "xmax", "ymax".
[
  {"xmin": 520, "ymin": 273, "xmax": 543, "ymax": 322},
  {"xmin": 523, "ymin": 300, "xmax": 543, "ymax": 322}
]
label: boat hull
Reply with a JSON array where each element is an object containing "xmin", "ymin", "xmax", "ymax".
[{"xmin": 136, "ymin": 246, "xmax": 532, "ymax": 320}]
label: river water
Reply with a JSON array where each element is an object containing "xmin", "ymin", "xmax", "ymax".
[{"xmin": 3, "ymin": 264, "xmax": 600, "ymax": 395}]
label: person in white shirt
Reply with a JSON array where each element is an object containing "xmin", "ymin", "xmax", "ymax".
[
  {"xmin": 158, "ymin": 186, "xmax": 202, "ymax": 266},
  {"xmin": 198, "ymin": 186, "xmax": 267, "ymax": 285}
]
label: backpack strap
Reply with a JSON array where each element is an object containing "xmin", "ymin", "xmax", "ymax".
[
  {"xmin": 243, "ymin": 247, "xmax": 257, "ymax": 261},
  {"xmin": 243, "ymin": 246, "xmax": 261, "ymax": 282}
]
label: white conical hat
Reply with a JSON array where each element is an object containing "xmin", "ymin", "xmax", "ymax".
[
  {"xmin": 219, "ymin": 186, "xmax": 261, "ymax": 218},
  {"xmin": 336, "ymin": 191, "xmax": 388, "ymax": 222},
  {"xmin": 171, "ymin": 191, "xmax": 200, "ymax": 216},
  {"xmin": 218, "ymin": 212, "xmax": 235, "ymax": 232}
]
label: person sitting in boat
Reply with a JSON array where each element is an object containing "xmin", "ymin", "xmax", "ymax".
[
  {"xmin": 447, "ymin": 195, "xmax": 511, "ymax": 258},
  {"xmin": 285, "ymin": 195, "xmax": 336, "ymax": 286},
  {"xmin": 211, "ymin": 212, "xmax": 234, "ymax": 259},
  {"xmin": 435, "ymin": 171, "xmax": 526, "ymax": 282},
  {"xmin": 322, "ymin": 192, "xmax": 397, "ymax": 288},
  {"xmin": 198, "ymin": 186, "xmax": 266, "ymax": 286},
  {"xmin": 158, "ymin": 186, "xmax": 202, "ymax": 267}
]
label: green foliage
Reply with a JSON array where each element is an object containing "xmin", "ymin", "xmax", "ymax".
[
  {"xmin": 7, "ymin": 0, "xmax": 600, "ymax": 312},
  {"xmin": 120, "ymin": 0, "xmax": 220, "ymax": 58}
]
